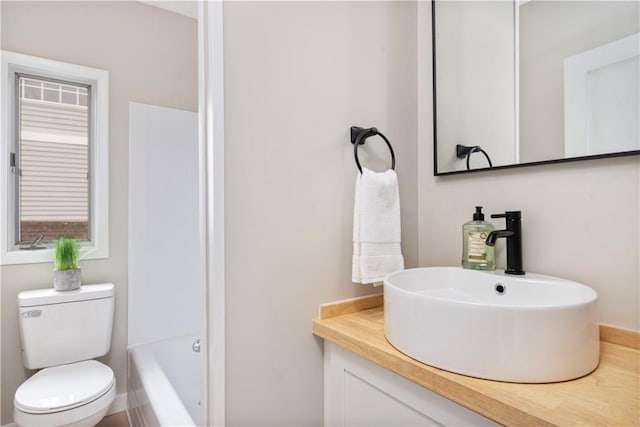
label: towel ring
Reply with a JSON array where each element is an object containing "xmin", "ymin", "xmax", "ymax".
[
  {"xmin": 456, "ymin": 144, "xmax": 493, "ymax": 170},
  {"xmin": 351, "ymin": 126, "xmax": 396, "ymax": 174}
]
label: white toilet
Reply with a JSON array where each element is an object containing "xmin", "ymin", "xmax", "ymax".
[{"xmin": 14, "ymin": 283, "xmax": 116, "ymax": 427}]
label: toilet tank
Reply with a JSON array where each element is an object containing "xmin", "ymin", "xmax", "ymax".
[{"xmin": 18, "ymin": 283, "xmax": 114, "ymax": 370}]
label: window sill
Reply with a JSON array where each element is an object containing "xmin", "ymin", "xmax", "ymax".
[{"xmin": 0, "ymin": 244, "xmax": 107, "ymax": 266}]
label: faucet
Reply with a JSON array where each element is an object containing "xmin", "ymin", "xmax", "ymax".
[
  {"xmin": 20, "ymin": 233, "xmax": 46, "ymax": 250},
  {"xmin": 486, "ymin": 211, "xmax": 525, "ymax": 275}
]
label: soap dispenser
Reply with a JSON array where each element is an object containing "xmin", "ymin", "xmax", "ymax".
[{"xmin": 462, "ymin": 206, "xmax": 495, "ymax": 271}]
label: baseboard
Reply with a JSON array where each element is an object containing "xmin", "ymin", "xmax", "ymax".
[
  {"xmin": 1, "ymin": 423, "xmax": 17, "ymax": 427},
  {"xmin": 108, "ymin": 392, "xmax": 128, "ymax": 416}
]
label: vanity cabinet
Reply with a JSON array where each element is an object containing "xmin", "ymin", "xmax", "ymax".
[{"xmin": 323, "ymin": 342, "xmax": 498, "ymax": 427}]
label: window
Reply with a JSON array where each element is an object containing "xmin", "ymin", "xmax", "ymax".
[
  {"xmin": 1, "ymin": 51, "xmax": 109, "ymax": 265},
  {"xmin": 16, "ymin": 75, "xmax": 91, "ymax": 244}
]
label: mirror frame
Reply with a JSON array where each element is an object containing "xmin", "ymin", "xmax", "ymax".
[{"xmin": 431, "ymin": 0, "xmax": 640, "ymax": 176}]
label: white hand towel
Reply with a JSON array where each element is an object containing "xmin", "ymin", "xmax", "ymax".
[{"xmin": 352, "ymin": 167, "xmax": 404, "ymax": 285}]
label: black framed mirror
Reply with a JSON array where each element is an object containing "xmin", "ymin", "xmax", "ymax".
[{"xmin": 433, "ymin": 0, "xmax": 640, "ymax": 176}]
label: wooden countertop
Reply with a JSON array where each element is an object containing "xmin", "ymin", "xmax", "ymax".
[{"xmin": 312, "ymin": 296, "xmax": 640, "ymax": 427}]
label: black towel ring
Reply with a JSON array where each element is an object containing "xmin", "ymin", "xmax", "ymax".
[
  {"xmin": 456, "ymin": 144, "xmax": 493, "ymax": 170},
  {"xmin": 350, "ymin": 126, "xmax": 396, "ymax": 174}
]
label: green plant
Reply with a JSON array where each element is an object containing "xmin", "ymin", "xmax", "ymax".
[{"xmin": 54, "ymin": 237, "xmax": 80, "ymax": 271}]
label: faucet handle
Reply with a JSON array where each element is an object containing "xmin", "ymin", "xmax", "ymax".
[{"xmin": 490, "ymin": 211, "xmax": 521, "ymax": 220}]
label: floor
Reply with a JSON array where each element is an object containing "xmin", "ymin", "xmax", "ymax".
[{"xmin": 96, "ymin": 412, "xmax": 129, "ymax": 427}]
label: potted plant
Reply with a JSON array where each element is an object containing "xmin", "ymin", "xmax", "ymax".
[{"xmin": 53, "ymin": 237, "xmax": 81, "ymax": 291}]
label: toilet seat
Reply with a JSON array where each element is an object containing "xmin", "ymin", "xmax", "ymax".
[
  {"xmin": 13, "ymin": 384, "xmax": 115, "ymax": 427},
  {"xmin": 15, "ymin": 360, "xmax": 114, "ymax": 414}
]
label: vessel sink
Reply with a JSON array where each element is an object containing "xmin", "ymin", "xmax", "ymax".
[{"xmin": 384, "ymin": 267, "xmax": 599, "ymax": 383}]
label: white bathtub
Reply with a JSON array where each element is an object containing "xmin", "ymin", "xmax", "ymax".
[{"xmin": 127, "ymin": 335, "xmax": 203, "ymax": 426}]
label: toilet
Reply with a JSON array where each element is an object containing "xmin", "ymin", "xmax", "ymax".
[{"xmin": 13, "ymin": 283, "xmax": 116, "ymax": 427}]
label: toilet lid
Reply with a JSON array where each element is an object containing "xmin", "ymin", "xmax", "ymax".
[{"xmin": 15, "ymin": 360, "xmax": 114, "ymax": 414}]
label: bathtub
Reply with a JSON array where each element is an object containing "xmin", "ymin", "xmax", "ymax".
[{"xmin": 127, "ymin": 335, "xmax": 203, "ymax": 426}]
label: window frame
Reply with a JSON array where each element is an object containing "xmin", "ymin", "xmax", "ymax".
[{"xmin": 1, "ymin": 51, "xmax": 109, "ymax": 265}]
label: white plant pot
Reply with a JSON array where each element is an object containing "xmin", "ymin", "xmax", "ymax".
[{"xmin": 53, "ymin": 268, "xmax": 82, "ymax": 291}]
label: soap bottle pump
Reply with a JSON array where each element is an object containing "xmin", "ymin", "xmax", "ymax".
[{"xmin": 462, "ymin": 206, "xmax": 495, "ymax": 271}]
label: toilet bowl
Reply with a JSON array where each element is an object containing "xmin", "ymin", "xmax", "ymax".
[{"xmin": 13, "ymin": 360, "xmax": 116, "ymax": 427}]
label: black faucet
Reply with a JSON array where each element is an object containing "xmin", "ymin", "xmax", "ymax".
[{"xmin": 486, "ymin": 211, "xmax": 525, "ymax": 275}]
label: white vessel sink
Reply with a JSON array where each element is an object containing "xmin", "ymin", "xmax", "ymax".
[{"xmin": 384, "ymin": 267, "xmax": 599, "ymax": 383}]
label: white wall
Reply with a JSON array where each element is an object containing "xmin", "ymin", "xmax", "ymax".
[
  {"xmin": 419, "ymin": 2, "xmax": 640, "ymax": 331},
  {"xmin": 128, "ymin": 102, "xmax": 201, "ymax": 347},
  {"xmin": 0, "ymin": 2, "xmax": 197, "ymax": 423},
  {"xmin": 223, "ymin": 2, "xmax": 418, "ymax": 425}
]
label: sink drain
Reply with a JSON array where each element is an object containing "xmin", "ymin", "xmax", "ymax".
[{"xmin": 494, "ymin": 283, "xmax": 506, "ymax": 295}]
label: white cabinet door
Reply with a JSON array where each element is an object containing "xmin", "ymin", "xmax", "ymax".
[{"xmin": 324, "ymin": 343, "xmax": 499, "ymax": 427}]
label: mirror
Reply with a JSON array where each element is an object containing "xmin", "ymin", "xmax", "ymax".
[{"xmin": 433, "ymin": 0, "xmax": 640, "ymax": 175}]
